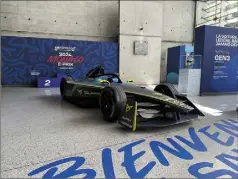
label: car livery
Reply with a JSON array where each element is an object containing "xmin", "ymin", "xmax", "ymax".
[{"xmin": 60, "ymin": 66, "xmax": 204, "ymax": 131}]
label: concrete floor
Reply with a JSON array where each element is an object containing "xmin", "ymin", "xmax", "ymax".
[{"xmin": 1, "ymin": 87, "xmax": 237, "ymax": 178}]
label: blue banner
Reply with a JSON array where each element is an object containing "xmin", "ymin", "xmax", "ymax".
[
  {"xmin": 194, "ymin": 25, "xmax": 238, "ymax": 94},
  {"xmin": 1, "ymin": 36, "xmax": 119, "ymax": 86}
]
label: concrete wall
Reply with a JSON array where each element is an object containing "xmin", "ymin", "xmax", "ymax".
[
  {"xmin": 161, "ymin": 1, "xmax": 195, "ymax": 82},
  {"xmin": 119, "ymin": 1, "xmax": 163, "ymax": 84},
  {"xmin": 1, "ymin": 1, "xmax": 195, "ymax": 83},
  {"xmin": 1, "ymin": 1, "xmax": 119, "ymax": 41},
  {"xmin": 119, "ymin": 1, "xmax": 195, "ymax": 84}
]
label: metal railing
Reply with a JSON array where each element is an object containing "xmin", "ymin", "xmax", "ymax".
[{"xmin": 196, "ymin": 0, "xmax": 238, "ymax": 28}]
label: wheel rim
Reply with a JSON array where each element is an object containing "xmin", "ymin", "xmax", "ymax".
[{"xmin": 101, "ymin": 94, "xmax": 115, "ymax": 118}]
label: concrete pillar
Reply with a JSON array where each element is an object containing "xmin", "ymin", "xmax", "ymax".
[{"xmin": 119, "ymin": 1, "xmax": 163, "ymax": 85}]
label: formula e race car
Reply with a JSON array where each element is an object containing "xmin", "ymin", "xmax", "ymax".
[{"xmin": 60, "ymin": 66, "xmax": 204, "ymax": 131}]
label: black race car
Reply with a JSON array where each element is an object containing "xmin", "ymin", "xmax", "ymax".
[{"xmin": 60, "ymin": 66, "xmax": 204, "ymax": 131}]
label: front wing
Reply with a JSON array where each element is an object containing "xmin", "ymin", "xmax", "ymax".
[{"xmin": 118, "ymin": 96, "xmax": 203, "ymax": 131}]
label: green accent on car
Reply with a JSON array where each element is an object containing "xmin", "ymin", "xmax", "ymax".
[
  {"xmin": 70, "ymin": 82, "xmax": 192, "ymax": 111},
  {"xmin": 127, "ymin": 80, "xmax": 134, "ymax": 83},
  {"xmin": 77, "ymin": 89, "xmax": 83, "ymax": 95},
  {"xmin": 126, "ymin": 104, "xmax": 133, "ymax": 112},
  {"xmin": 77, "ymin": 89, "xmax": 100, "ymax": 96},
  {"xmin": 127, "ymin": 91, "xmax": 193, "ymax": 111},
  {"xmin": 132, "ymin": 102, "xmax": 137, "ymax": 132},
  {"xmin": 71, "ymin": 83, "xmax": 104, "ymax": 94},
  {"xmin": 99, "ymin": 80, "xmax": 110, "ymax": 85}
]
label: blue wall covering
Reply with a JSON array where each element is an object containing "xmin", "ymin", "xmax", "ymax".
[
  {"xmin": 194, "ymin": 25, "xmax": 238, "ymax": 94},
  {"xmin": 1, "ymin": 36, "xmax": 119, "ymax": 86}
]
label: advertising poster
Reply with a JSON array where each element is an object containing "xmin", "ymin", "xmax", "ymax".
[
  {"xmin": 1, "ymin": 36, "xmax": 119, "ymax": 86},
  {"xmin": 194, "ymin": 25, "xmax": 238, "ymax": 94},
  {"xmin": 48, "ymin": 46, "xmax": 84, "ymax": 70}
]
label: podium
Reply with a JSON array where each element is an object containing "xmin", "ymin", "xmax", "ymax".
[
  {"xmin": 178, "ymin": 55, "xmax": 202, "ymax": 96},
  {"xmin": 37, "ymin": 73, "xmax": 66, "ymax": 88}
]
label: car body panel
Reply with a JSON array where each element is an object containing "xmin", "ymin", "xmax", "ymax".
[
  {"xmin": 67, "ymin": 81, "xmax": 194, "ymax": 112},
  {"xmin": 61, "ymin": 68, "xmax": 204, "ymax": 131}
]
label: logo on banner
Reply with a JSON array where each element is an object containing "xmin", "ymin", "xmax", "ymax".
[
  {"xmin": 47, "ymin": 46, "xmax": 84, "ymax": 70},
  {"xmin": 216, "ymin": 34, "xmax": 238, "ymax": 47},
  {"xmin": 214, "ymin": 50, "xmax": 230, "ymax": 62},
  {"xmin": 214, "ymin": 55, "xmax": 230, "ymax": 62}
]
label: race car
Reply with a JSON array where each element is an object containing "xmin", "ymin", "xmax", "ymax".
[{"xmin": 60, "ymin": 66, "xmax": 204, "ymax": 131}]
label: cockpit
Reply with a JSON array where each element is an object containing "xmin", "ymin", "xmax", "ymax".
[{"xmin": 86, "ymin": 66, "xmax": 122, "ymax": 84}]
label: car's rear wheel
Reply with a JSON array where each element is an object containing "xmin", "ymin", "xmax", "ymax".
[
  {"xmin": 154, "ymin": 83, "xmax": 179, "ymax": 99},
  {"xmin": 60, "ymin": 76, "xmax": 73, "ymax": 99},
  {"xmin": 99, "ymin": 86, "xmax": 127, "ymax": 122}
]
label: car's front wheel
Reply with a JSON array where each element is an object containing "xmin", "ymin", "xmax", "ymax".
[{"xmin": 99, "ymin": 86, "xmax": 127, "ymax": 122}]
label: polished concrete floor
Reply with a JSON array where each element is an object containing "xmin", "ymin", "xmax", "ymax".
[{"xmin": 1, "ymin": 87, "xmax": 237, "ymax": 178}]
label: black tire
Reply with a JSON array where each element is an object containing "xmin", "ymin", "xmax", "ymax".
[
  {"xmin": 154, "ymin": 83, "xmax": 181, "ymax": 120},
  {"xmin": 60, "ymin": 76, "xmax": 73, "ymax": 99},
  {"xmin": 99, "ymin": 86, "xmax": 127, "ymax": 122},
  {"xmin": 154, "ymin": 83, "xmax": 179, "ymax": 99}
]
